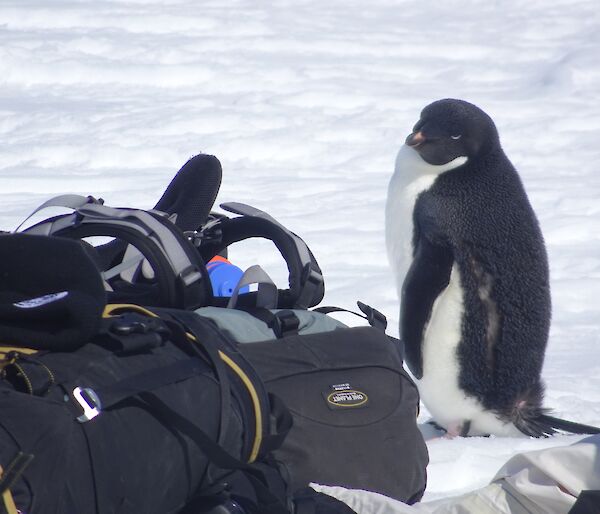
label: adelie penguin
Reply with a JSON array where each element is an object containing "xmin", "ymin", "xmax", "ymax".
[{"xmin": 385, "ymin": 98, "xmax": 599, "ymax": 437}]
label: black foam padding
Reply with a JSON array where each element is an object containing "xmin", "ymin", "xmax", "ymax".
[
  {"xmin": 0, "ymin": 233, "xmax": 106, "ymax": 350},
  {"xmin": 154, "ymin": 154, "xmax": 222, "ymax": 231},
  {"xmin": 94, "ymin": 153, "xmax": 222, "ymax": 273}
]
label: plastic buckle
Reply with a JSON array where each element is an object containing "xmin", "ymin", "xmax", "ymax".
[
  {"xmin": 73, "ymin": 386, "xmax": 102, "ymax": 423},
  {"xmin": 111, "ymin": 318, "xmax": 151, "ymax": 335},
  {"xmin": 194, "ymin": 219, "xmax": 224, "ymax": 246},
  {"xmin": 270, "ymin": 310, "xmax": 300, "ymax": 338},
  {"xmin": 303, "ymin": 266, "xmax": 323, "ymax": 288},
  {"xmin": 357, "ymin": 301, "xmax": 388, "ymax": 331},
  {"xmin": 178, "ymin": 265, "xmax": 203, "ymax": 287}
]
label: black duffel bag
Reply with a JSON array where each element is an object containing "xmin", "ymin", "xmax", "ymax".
[
  {"xmin": 238, "ymin": 323, "xmax": 428, "ymax": 504},
  {"xmin": 194, "ymin": 206, "xmax": 429, "ymax": 504}
]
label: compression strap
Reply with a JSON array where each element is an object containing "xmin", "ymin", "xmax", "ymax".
[{"xmin": 103, "ymin": 304, "xmax": 263, "ymax": 462}]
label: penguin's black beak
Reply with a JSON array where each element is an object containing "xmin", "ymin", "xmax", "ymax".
[{"xmin": 406, "ymin": 131, "xmax": 426, "ymax": 148}]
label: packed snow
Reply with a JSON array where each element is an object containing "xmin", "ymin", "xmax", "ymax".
[{"xmin": 1, "ymin": 0, "xmax": 599, "ymax": 507}]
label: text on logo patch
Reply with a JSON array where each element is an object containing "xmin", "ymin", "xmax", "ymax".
[{"xmin": 324, "ymin": 384, "xmax": 369, "ymax": 410}]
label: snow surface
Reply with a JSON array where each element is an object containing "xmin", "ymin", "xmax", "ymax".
[{"xmin": 2, "ymin": 0, "xmax": 600, "ymax": 507}]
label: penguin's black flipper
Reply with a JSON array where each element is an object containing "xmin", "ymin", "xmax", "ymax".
[
  {"xmin": 153, "ymin": 154, "xmax": 222, "ymax": 232},
  {"xmin": 401, "ymin": 235, "xmax": 453, "ymax": 379}
]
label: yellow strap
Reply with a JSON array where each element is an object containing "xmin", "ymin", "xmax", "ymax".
[
  {"xmin": 0, "ymin": 347, "xmax": 38, "ymax": 371},
  {"xmin": 102, "ymin": 304, "xmax": 264, "ymax": 462},
  {"xmin": 103, "ymin": 303, "xmax": 158, "ymax": 319},
  {"xmin": 187, "ymin": 333, "xmax": 263, "ymax": 463},
  {"xmin": 0, "ymin": 465, "xmax": 19, "ymax": 514}
]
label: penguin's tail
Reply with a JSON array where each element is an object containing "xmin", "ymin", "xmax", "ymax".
[
  {"xmin": 510, "ymin": 385, "xmax": 600, "ymax": 437},
  {"xmin": 511, "ymin": 403, "xmax": 556, "ymax": 438},
  {"xmin": 533, "ymin": 414, "xmax": 600, "ymax": 436}
]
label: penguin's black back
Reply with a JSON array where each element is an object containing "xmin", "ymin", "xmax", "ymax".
[{"xmin": 416, "ymin": 135, "xmax": 551, "ymax": 416}]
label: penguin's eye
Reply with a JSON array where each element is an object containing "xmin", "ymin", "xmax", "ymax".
[{"xmin": 450, "ymin": 134, "xmax": 462, "ymax": 140}]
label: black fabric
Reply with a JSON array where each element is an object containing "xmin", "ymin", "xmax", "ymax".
[
  {"xmin": 154, "ymin": 154, "xmax": 223, "ymax": 232},
  {"xmin": 569, "ymin": 490, "xmax": 600, "ymax": 514},
  {"xmin": 238, "ymin": 326, "xmax": 428, "ymax": 504},
  {"xmin": 94, "ymin": 153, "xmax": 222, "ymax": 273},
  {"xmin": 0, "ymin": 310, "xmax": 287, "ymax": 514},
  {"xmin": 0, "ymin": 233, "xmax": 106, "ymax": 351}
]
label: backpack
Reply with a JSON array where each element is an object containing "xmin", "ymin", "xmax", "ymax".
[
  {"xmin": 0, "ymin": 233, "xmax": 297, "ymax": 514},
  {"xmin": 4, "ymin": 153, "xmax": 428, "ymax": 511}
]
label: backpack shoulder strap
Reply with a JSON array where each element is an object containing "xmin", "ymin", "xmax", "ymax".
[
  {"xmin": 198, "ymin": 203, "xmax": 324, "ymax": 309},
  {"xmin": 21, "ymin": 200, "xmax": 211, "ymax": 309}
]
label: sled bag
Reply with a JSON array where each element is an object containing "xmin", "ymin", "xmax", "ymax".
[
  {"xmin": 0, "ymin": 305, "xmax": 289, "ymax": 514},
  {"xmin": 236, "ymin": 323, "xmax": 429, "ymax": 504}
]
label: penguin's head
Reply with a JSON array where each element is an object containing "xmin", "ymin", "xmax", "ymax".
[{"xmin": 406, "ymin": 99, "xmax": 500, "ymax": 166}]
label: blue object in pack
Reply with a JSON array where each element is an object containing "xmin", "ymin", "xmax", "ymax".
[{"xmin": 207, "ymin": 257, "xmax": 249, "ymax": 297}]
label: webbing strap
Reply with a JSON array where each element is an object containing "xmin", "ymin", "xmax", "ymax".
[
  {"xmin": 0, "ymin": 488, "xmax": 17, "ymax": 514},
  {"xmin": 140, "ymin": 393, "xmax": 290, "ymax": 514},
  {"xmin": 20, "ymin": 200, "xmax": 205, "ymax": 309},
  {"xmin": 76, "ymin": 204, "xmax": 199, "ymax": 282},
  {"xmin": 101, "ymin": 250, "xmax": 145, "ymax": 280},
  {"xmin": 154, "ymin": 308, "xmax": 233, "ymax": 449},
  {"xmin": 245, "ymin": 309, "xmax": 300, "ymax": 339},
  {"xmin": 103, "ymin": 305, "xmax": 235, "ymax": 452},
  {"xmin": 0, "ymin": 453, "xmax": 34, "ymax": 514},
  {"xmin": 86, "ymin": 357, "xmax": 209, "ymax": 412},
  {"xmin": 13, "ymin": 194, "xmax": 99, "ymax": 233},
  {"xmin": 220, "ymin": 202, "xmax": 323, "ymax": 309},
  {"xmin": 227, "ymin": 265, "xmax": 278, "ymax": 310},
  {"xmin": 314, "ymin": 301, "xmax": 388, "ymax": 331}
]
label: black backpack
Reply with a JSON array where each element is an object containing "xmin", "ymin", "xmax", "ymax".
[
  {"xmin": 3, "ymin": 154, "xmax": 428, "ymax": 512},
  {"xmin": 0, "ymin": 234, "xmax": 297, "ymax": 514}
]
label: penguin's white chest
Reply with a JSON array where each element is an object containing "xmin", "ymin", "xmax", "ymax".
[
  {"xmin": 385, "ymin": 145, "xmax": 467, "ymax": 302},
  {"xmin": 415, "ymin": 264, "xmax": 473, "ymax": 431}
]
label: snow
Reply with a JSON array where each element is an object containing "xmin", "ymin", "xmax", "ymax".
[{"xmin": 2, "ymin": 0, "xmax": 600, "ymax": 508}]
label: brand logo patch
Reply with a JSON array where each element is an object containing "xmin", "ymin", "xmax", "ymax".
[
  {"xmin": 14, "ymin": 291, "xmax": 69, "ymax": 309},
  {"xmin": 323, "ymin": 383, "xmax": 369, "ymax": 410}
]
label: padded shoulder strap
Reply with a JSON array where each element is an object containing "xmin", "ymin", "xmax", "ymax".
[
  {"xmin": 13, "ymin": 194, "xmax": 100, "ymax": 234},
  {"xmin": 200, "ymin": 203, "xmax": 324, "ymax": 309},
  {"xmin": 21, "ymin": 198, "xmax": 211, "ymax": 309}
]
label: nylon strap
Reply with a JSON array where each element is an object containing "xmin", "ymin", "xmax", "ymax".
[
  {"xmin": 139, "ymin": 393, "xmax": 290, "ymax": 514},
  {"xmin": 220, "ymin": 202, "xmax": 323, "ymax": 309},
  {"xmin": 87, "ymin": 357, "xmax": 209, "ymax": 411},
  {"xmin": 152, "ymin": 308, "xmax": 233, "ymax": 449},
  {"xmin": 227, "ymin": 265, "xmax": 278, "ymax": 310},
  {"xmin": 0, "ymin": 452, "xmax": 34, "ymax": 514},
  {"xmin": 314, "ymin": 301, "xmax": 388, "ymax": 331},
  {"xmin": 13, "ymin": 194, "xmax": 99, "ymax": 233}
]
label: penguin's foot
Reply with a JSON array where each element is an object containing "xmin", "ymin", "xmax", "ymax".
[{"xmin": 444, "ymin": 420, "xmax": 471, "ymax": 438}]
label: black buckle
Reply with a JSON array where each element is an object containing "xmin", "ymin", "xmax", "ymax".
[
  {"xmin": 357, "ymin": 301, "xmax": 388, "ymax": 331},
  {"xmin": 295, "ymin": 265, "xmax": 323, "ymax": 309},
  {"xmin": 270, "ymin": 310, "xmax": 300, "ymax": 338},
  {"xmin": 110, "ymin": 315, "xmax": 168, "ymax": 336},
  {"xmin": 303, "ymin": 266, "xmax": 323, "ymax": 288}
]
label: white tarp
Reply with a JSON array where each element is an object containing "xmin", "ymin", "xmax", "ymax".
[{"xmin": 313, "ymin": 434, "xmax": 600, "ymax": 514}]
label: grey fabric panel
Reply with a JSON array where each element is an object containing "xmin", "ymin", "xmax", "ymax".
[{"xmin": 194, "ymin": 307, "xmax": 347, "ymax": 343}]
